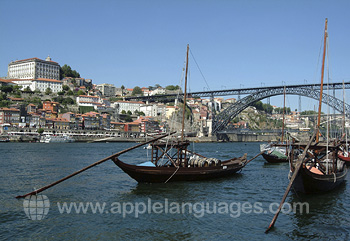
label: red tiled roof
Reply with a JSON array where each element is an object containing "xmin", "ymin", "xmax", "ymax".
[
  {"xmin": 0, "ymin": 107, "xmax": 20, "ymax": 111},
  {"xmin": 78, "ymin": 95, "xmax": 99, "ymax": 98},
  {"xmin": 12, "ymin": 57, "xmax": 58, "ymax": 64},
  {"xmin": 0, "ymin": 78, "xmax": 14, "ymax": 83}
]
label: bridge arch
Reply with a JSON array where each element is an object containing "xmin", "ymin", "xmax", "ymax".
[{"xmin": 212, "ymin": 87, "xmax": 350, "ymax": 134}]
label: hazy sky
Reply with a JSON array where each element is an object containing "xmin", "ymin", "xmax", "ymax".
[{"xmin": 1, "ymin": 0, "xmax": 349, "ymax": 111}]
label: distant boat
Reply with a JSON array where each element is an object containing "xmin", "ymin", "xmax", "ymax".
[
  {"xmin": 42, "ymin": 135, "xmax": 75, "ymax": 143},
  {"xmin": 260, "ymin": 86, "xmax": 289, "ymax": 163},
  {"xmin": 260, "ymin": 143, "xmax": 288, "ymax": 163}
]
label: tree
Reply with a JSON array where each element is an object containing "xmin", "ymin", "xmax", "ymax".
[
  {"xmin": 45, "ymin": 88, "xmax": 52, "ymax": 95},
  {"xmin": 62, "ymin": 97, "xmax": 75, "ymax": 105},
  {"xmin": 60, "ymin": 64, "xmax": 80, "ymax": 79},
  {"xmin": 127, "ymin": 110, "xmax": 132, "ymax": 115},
  {"xmin": 165, "ymin": 85, "xmax": 180, "ymax": 91},
  {"xmin": 23, "ymin": 86, "xmax": 32, "ymax": 93},
  {"xmin": 37, "ymin": 128, "xmax": 44, "ymax": 134},
  {"xmin": 0, "ymin": 86, "xmax": 13, "ymax": 93},
  {"xmin": 121, "ymin": 85, "xmax": 125, "ymax": 96},
  {"xmin": 76, "ymin": 90, "xmax": 85, "ymax": 96},
  {"xmin": 67, "ymin": 90, "xmax": 74, "ymax": 95},
  {"xmin": 132, "ymin": 86, "xmax": 142, "ymax": 96},
  {"xmin": 62, "ymin": 85, "xmax": 70, "ymax": 91},
  {"xmin": 121, "ymin": 110, "xmax": 126, "ymax": 114}
]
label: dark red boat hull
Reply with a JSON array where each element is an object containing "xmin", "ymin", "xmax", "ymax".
[
  {"xmin": 291, "ymin": 166, "xmax": 348, "ymax": 193},
  {"xmin": 113, "ymin": 155, "xmax": 247, "ymax": 183}
]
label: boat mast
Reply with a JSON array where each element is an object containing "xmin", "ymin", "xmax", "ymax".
[
  {"xmin": 181, "ymin": 44, "xmax": 189, "ymax": 142},
  {"xmin": 316, "ymin": 18, "xmax": 328, "ymax": 143},
  {"xmin": 281, "ymin": 86, "xmax": 286, "ymax": 143}
]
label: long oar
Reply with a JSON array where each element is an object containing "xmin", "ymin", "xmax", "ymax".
[
  {"xmin": 265, "ymin": 129, "xmax": 317, "ymax": 233},
  {"xmin": 244, "ymin": 150, "xmax": 265, "ymax": 166},
  {"xmin": 16, "ymin": 132, "xmax": 175, "ymax": 199}
]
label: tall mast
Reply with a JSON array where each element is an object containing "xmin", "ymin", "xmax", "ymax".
[
  {"xmin": 316, "ymin": 18, "xmax": 328, "ymax": 143},
  {"xmin": 281, "ymin": 86, "xmax": 286, "ymax": 143},
  {"xmin": 181, "ymin": 44, "xmax": 189, "ymax": 141}
]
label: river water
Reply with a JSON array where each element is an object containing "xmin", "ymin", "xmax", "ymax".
[{"xmin": 1, "ymin": 142, "xmax": 349, "ymax": 240}]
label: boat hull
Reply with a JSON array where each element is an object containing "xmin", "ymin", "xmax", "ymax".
[
  {"xmin": 291, "ymin": 166, "xmax": 348, "ymax": 193},
  {"xmin": 262, "ymin": 153, "xmax": 288, "ymax": 163},
  {"xmin": 113, "ymin": 155, "xmax": 246, "ymax": 183}
]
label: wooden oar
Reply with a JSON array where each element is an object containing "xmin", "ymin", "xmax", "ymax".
[
  {"xmin": 244, "ymin": 150, "xmax": 265, "ymax": 166},
  {"xmin": 16, "ymin": 132, "xmax": 175, "ymax": 199},
  {"xmin": 265, "ymin": 129, "xmax": 317, "ymax": 233}
]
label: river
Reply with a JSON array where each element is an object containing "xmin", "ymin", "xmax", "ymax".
[{"xmin": 0, "ymin": 142, "xmax": 349, "ymax": 240}]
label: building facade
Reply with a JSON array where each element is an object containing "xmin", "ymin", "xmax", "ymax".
[
  {"xmin": 8, "ymin": 56, "xmax": 60, "ymax": 80},
  {"xmin": 11, "ymin": 78, "xmax": 63, "ymax": 93},
  {"xmin": 96, "ymin": 83, "xmax": 116, "ymax": 97}
]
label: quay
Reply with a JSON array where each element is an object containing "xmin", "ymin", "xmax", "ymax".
[{"xmin": 0, "ymin": 126, "xmax": 314, "ymax": 143}]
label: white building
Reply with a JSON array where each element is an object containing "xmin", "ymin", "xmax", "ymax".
[
  {"xmin": 76, "ymin": 95, "xmax": 111, "ymax": 110},
  {"xmin": 8, "ymin": 56, "xmax": 60, "ymax": 80},
  {"xmin": 11, "ymin": 78, "xmax": 63, "ymax": 93},
  {"xmin": 112, "ymin": 101, "xmax": 144, "ymax": 114},
  {"xmin": 96, "ymin": 83, "xmax": 116, "ymax": 97}
]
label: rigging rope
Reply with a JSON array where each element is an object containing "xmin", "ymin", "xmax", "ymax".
[{"xmin": 189, "ymin": 48, "xmax": 211, "ymax": 91}]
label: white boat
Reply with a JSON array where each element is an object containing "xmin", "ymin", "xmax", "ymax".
[{"xmin": 42, "ymin": 135, "xmax": 75, "ymax": 143}]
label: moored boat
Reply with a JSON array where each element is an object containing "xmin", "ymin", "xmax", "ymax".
[
  {"xmin": 42, "ymin": 134, "xmax": 75, "ymax": 143},
  {"xmin": 113, "ymin": 140, "xmax": 247, "ymax": 183}
]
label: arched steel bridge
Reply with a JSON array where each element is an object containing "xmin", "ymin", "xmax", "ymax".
[
  {"xmin": 125, "ymin": 82, "xmax": 350, "ymax": 101},
  {"xmin": 124, "ymin": 81, "xmax": 350, "ymax": 134},
  {"xmin": 213, "ymin": 86, "xmax": 350, "ymax": 133}
]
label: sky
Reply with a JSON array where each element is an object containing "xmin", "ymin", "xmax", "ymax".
[{"xmin": 1, "ymin": 0, "xmax": 349, "ymax": 111}]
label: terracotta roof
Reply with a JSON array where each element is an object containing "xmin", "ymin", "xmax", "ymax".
[
  {"xmin": 78, "ymin": 95, "xmax": 99, "ymax": 98},
  {"xmin": 35, "ymin": 78, "xmax": 62, "ymax": 83},
  {"xmin": 117, "ymin": 100, "xmax": 144, "ymax": 104},
  {"xmin": 12, "ymin": 57, "xmax": 58, "ymax": 64},
  {"xmin": 0, "ymin": 78, "xmax": 14, "ymax": 83},
  {"xmin": 8, "ymin": 97, "xmax": 24, "ymax": 101},
  {"xmin": 0, "ymin": 107, "xmax": 20, "ymax": 111}
]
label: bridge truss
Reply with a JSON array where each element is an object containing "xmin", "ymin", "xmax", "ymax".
[{"xmin": 212, "ymin": 87, "xmax": 350, "ymax": 134}]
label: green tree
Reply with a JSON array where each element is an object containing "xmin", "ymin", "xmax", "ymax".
[
  {"xmin": 121, "ymin": 85, "xmax": 125, "ymax": 96},
  {"xmin": 45, "ymin": 88, "xmax": 52, "ymax": 95},
  {"xmin": 23, "ymin": 86, "xmax": 32, "ymax": 93},
  {"xmin": 60, "ymin": 64, "xmax": 80, "ymax": 79},
  {"xmin": 165, "ymin": 85, "xmax": 180, "ymax": 91},
  {"xmin": 62, "ymin": 85, "xmax": 70, "ymax": 91},
  {"xmin": 121, "ymin": 110, "xmax": 126, "ymax": 114},
  {"xmin": 37, "ymin": 128, "xmax": 44, "ymax": 134},
  {"xmin": 76, "ymin": 90, "xmax": 85, "ymax": 96},
  {"xmin": 127, "ymin": 110, "xmax": 132, "ymax": 115},
  {"xmin": 132, "ymin": 86, "xmax": 142, "ymax": 96},
  {"xmin": 0, "ymin": 85, "xmax": 13, "ymax": 93},
  {"xmin": 62, "ymin": 97, "xmax": 75, "ymax": 105},
  {"xmin": 67, "ymin": 90, "xmax": 74, "ymax": 95}
]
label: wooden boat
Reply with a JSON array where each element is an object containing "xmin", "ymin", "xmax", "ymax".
[
  {"xmin": 266, "ymin": 19, "xmax": 348, "ymax": 232},
  {"xmin": 288, "ymin": 19, "xmax": 347, "ymax": 194},
  {"xmin": 113, "ymin": 45, "xmax": 248, "ymax": 183},
  {"xmin": 261, "ymin": 151, "xmax": 287, "ymax": 164},
  {"xmin": 289, "ymin": 142, "xmax": 347, "ymax": 193},
  {"xmin": 113, "ymin": 141, "xmax": 247, "ymax": 183}
]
